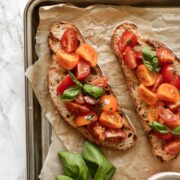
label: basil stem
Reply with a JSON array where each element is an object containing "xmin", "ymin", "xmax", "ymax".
[
  {"xmin": 58, "ymin": 151, "xmax": 89, "ymax": 180},
  {"xmin": 172, "ymin": 126, "xmax": 180, "ymax": 136},
  {"xmin": 69, "ymin": 70, "xmax": 82, "ymax": 87},
  {"xmin": 82, "ymin": 141, "xmax": 116, "ymax": 180},
  {"xmin": 149, "ymin": 121, "xmax": 170, "ymax": 134},
  {"xmin": 61, "ymin": 86, "xmax": 80, "ymax": 101},
  {"xmin": 83, "ymin": 84, "xmax": 104, "ymax": 98}
]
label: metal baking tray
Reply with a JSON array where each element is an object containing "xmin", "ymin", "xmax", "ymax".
[{"xmin": 24, "ymin": 0, "xmax": 180, "ymax": 179}]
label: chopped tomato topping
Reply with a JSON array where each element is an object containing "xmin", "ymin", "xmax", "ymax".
[
  {"xmin": 57, "ymin": 75, "xmax": 74, "ymax": 95},
  {"xmin": 75, "ymin": 93, "xmax": 85, "ymax": 104},
  {"xmin": 135, "ymin": 51, "xmax": 142, "ymax": 65},
  {"xmin": 76, "ymin": 43, "xmax": 97, "ymax": 67},
  {"xmin": 157, "ymin": 83, "xmax": 179, "ymax": 103},
  {"xmin": 60, "ymin": 29, "xmax": 79, "ymax": 53},
  {"xmin": 93, "ymin": 123, "xmax": 105, "ymax": 141},
  {"xmin": 138, "ymin": 84, "xmax": 158, "ymax": 105},
  {"xmin": 84, "ymin": 96, "xmax": 99, "ymax": 105},
  {"xmin": 137, "ymin": 64, "xmax": 157, "ymax": 86},
  {"xmin": 153, "ymin": 131, "xmax": 174, "ymax": 141},
  {"xmin": 157, "ymin": 47, "xmax": 175, "ymax": 64},
  {"xmin": 76, "ymin": 60, "xmax": 90, "ymax": 80},
  {"xmin": 75, "ymin": 112, "xmax": 97, "ymax": 127},
  {"xmin": 90, "ymin": 76, "xmax": 108, "ymax": 88},
  {"xmin": 122, "ymin": 48, "xmax": 137, "ymax": 69},
  {"xmin": 65, "ymin": 101, "xmax": 90, "ymax": 115},
  {"xmin": 171, "ymin": 75, "xmax": 180, "ymax": 90},
  {"xmin": 118, "ymin": 31, "xmax": 137, "ymax": 52},
  {"xmin": 161, "ymin": 64, "xmax": 174, "ymax": 83},
  {"xmin": 99, "ymin": 95, "xmax": 118, "ymax": 112},
  {"xmin": 99, "ymin": 111, "xmax": 123, "ymax": 129},
  {"xmin": 164, "ymin": 139, "xmax": 180, "ymax": 155},
  {"xmin": 56, "ymin": 50, "xmax": 79, "ymax": 70}
]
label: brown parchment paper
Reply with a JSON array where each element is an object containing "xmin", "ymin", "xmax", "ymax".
[{"xmin": 25, "ymin": 4, "xmax": 180, "ymax": 180}]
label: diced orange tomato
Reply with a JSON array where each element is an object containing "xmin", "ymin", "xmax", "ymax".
[
  {"xmin": 56, "ymin": 50, "xmax": 79, "ymax": 70},
  {"xmin": 99, "ymin": 95, "xmax": 118, "ymax": 112},
  {"xmin": 164, "ymin": 139, "xmax": 180, "ymax": 155},
  {"xmin": 76, "ymin": 43, "xmax": 97, "ymax": 67},
  {"xmin": 137, "ymin": 64, "xmax": 157, "ymax": 86},
  {"xmin": 75, "ymin": 112, "xmax": 97, "ymax": 127},
  {"xmin": 138, "ymin": 84, "xmax": 158, "ymax": 105},
  {"xmin": 157, "ymin": 47, "xmax": 175, "ymax": 64},
  {"xmin": 148, "ymin": 102, "xmax": 164, "ymax": 122},
  {"xmin": 99, "ymin": 111, "xmax": 123, "ymax": 128},
  {"xmin": 157, "ymin": 83, "xmax": 179, "ymax": 103}
]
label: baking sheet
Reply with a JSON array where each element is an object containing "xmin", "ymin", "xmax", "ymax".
[{"xmin": 25, "ymin": 4, "xmax": 180, "ymax": 180}]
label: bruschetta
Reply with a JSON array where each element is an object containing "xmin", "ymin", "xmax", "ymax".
[
  {"xmin": 47, "ymin": 22, "xmax": 137, "ymax": 150},
  {"xmin": 111, "ymin": 22, "xmax": 180, "ymax": 160}
]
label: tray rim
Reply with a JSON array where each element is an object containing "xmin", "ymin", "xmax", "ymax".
[{"xmin": 24, "ymin": 0, "xmax": 180, "ymax": 180}]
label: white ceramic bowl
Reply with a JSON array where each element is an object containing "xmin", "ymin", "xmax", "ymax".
[{"xmin": 148, "ymin": 172, "xmax": 180, "ymax": 180}]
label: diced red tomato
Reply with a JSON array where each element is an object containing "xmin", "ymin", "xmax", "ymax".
[
  {"xmin": 138, "ymin": 84, "xmax": 158, "ymax": 105},
  {"xmin": 157, "ymin": 47, "xmax": 175, "ymax": 64},
  {"xmin": 159, "ymin": 108, "xmax": 177, "ymax": 123},
  {"xmin": 60, "ymin": 29, "xmax": 79, "ymax": 53},
  {"xmin": 161, "ymin": 64, "xmax": 174, "ymax": 83},
  {"xmin": 76, "ymin": 60, "xmax": 90, "ymax": 80},
  {"xmin": 135, "ymin": 51, "xmax": 142, "ymax": 65},
  {"xmin": 164, "ymin": 139, "xmax": 180, "ymax": 155},
  {"xmin": 56, "ymin": 50, "xmax": 79, "ymax": 70},
  {"xmin": 57, "ymin": 75, "xmax": 74, "ymax": 95},
  {"xmin": 92, "ymin": 123, "xmax": 106, "ymax": 141},
  {"xmin": 123, "ymin": 48, "xmax": 137, "ymax": 69},
  {"xmin": 75, "ymin": 93, "xmax": 85, "ymax": 104},
  {"xmin": 118, "ymin": 31, "xmax": 137, "ymax": 52},
  {"xmin": 153, "ymin": 131, "xmax": 174, "ymax": 141},
  {"xmin": 157, "ymin": 83, "xmax": 179, "ymax": 103},
  {"xmin": 152, "ymin": 74, "xmax": 163, "ymax": 93},
  {"xmin": 75, "ymin": 112, "xmax": 97, "ymax": 127},
  {"xmin": 168, "ymin": 101, "xmax": 180, "ymax": 111},
  {"xmin": 171, "ymin": 75, "xmax": 180, "ymax": 90},
  {"xmin": 137, "ymin": 64, "xmax": 157, "ymax": 86},
  {"xmin": 99, "ymin": 111, "xmax": 123, "ymax": 128},
  {"xmin": 99, "ymin": 95, "xmax": 118, "ymax": 112},
  {"xmin": 76, "ymin": 43, "xmax": 97, "ymax": 67},
  {"xmin": 84, "ymin": 96, "xmax": 99, "ymax": 105},
  {"xmin": 65, "ymin": 101, "xmax": 90, "ymax": 115},
  {"xmin": 90, "ymin": 76, "xmax": 108, "ymax": 88}
]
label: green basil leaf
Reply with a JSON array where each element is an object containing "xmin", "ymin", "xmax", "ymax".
[
  {"xmin": 61, "ymin": 86, "xmax": 80, "ymax": 101},
  {"xmin": 82, "ymin": 141, "xmax": 116, "ymax": 180},
  {"xmin": 69, "ymin": 71, "xmax": 82, "ymax": 87},
  {"xmin": 149, "ymin": 121, "xmax": 170, "ymax": 134},
  {"xmin": 172, "ymin": 126, "xmax": 180, "ymax": 136},
  {"xmin": 83, "ymin": 84, "xmax": 104, "ymax": 98},
  {"xmin": 142, "ymin": 46, "xmax": 160, "ymax": 72},
  {"xmin": 58, "ymin": 151, "xmax": 89, "ymax": 180},
  {"xmin": 56, "ymin": 175, "xmax": 73, "ymax": 180}
]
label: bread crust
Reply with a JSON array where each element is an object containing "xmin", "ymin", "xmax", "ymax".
[
  {"xmin": 48, "ymin": 22, "xmax": 137, "ymax": 150},
  {"xmin": 111, "ymin": 22, "xmax": 179, "ymax": 161}
]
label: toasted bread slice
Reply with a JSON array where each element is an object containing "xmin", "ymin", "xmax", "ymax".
[
  {"xmin": 111, "ymin": 22, "xmax": 179, "ymax": 160},
  {"xmin": 48, "ymin": 22, "xmax": 137, "ymax": 150}
]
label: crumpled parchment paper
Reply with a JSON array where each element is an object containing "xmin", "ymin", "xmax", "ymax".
[{"xmin": 25, "ymin": 4, "xmax": 180, "ymax": 180}]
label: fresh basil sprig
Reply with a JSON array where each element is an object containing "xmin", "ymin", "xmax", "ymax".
[
  {"xmin": 69, "ymin": 71, "xmax": 82, "ymax": 87},
  {"xmin": 83, "ymin": 84, "xmax": 104, "ymax": 98},
  {"xmin": 82, "ymin": 141, "xmax": 116, "ymax": 180},
  {"xmin": 58, "ymin": 151, "xmax": 89, "ymax": 180},
  {"xmin": 56, "ymin": 175, "xmax": 73, "ymax": 180},
  {"xmin": 61, "ymin": 86, "xmax": 80, "ymax": 101},
  {"xmin": 142, "ymin": 46, "xmax": 160, "ymax": 72},
  {"xmin": 149, "ymin": 122, "xmax": 170, "ymax": 134},
  {"xmin": 172, "ymin": 126, "xmax": 180, "ymax": 136}
]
